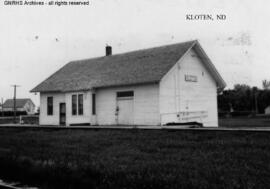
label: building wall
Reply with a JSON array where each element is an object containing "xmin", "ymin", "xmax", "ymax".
[
  {"xmin": 160, "ymin": 48, "xmax": 218, "ymax": 127},
  {"xmin": 40, "ymin": 93, "xmax": 65, "ymax": 125},
  {"xmin": 40, "ymin": 91, "xmax": 94, "ymax": 126},
  {"xmin": 96, "ymin": 84, "xmax": 160, "ymax": 125},
  {"xmin": 65, "ymin": 91, "xmax": 92, "ymax": 125}
]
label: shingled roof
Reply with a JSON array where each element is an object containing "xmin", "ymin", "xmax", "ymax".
[
  {"xmin": 3, "ymin": 99, "xmax": 34, "ymax": 108},
  {"xmin": 31, "ymin": 40, "xmax": 226, "ymax": 93}
]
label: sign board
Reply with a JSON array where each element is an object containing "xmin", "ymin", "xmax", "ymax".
[
  {"xmin": 185, "ymin": 75, "xmax": 198, "ymax": 82},
  {"xmin": 178, "ymin": 111, "xmax": 208, "ymax": 121}
]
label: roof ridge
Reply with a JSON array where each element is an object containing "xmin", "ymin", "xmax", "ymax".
[{"xmin": 69, "ymin": 40, "xmax": 197, "ymax": 63}]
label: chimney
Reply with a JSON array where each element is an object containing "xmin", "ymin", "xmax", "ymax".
[{"xmin": 106, "ymin": 45, "xmax": 112, "ymax": 56}]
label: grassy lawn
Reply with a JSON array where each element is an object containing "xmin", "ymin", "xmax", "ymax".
[
  {"xmin": 219, "ymin": 116, "xmax": 270, "ymax": 128},
  {"xmin": 0, "ymin": 128, "xmax": 270, "ymax": 189}
]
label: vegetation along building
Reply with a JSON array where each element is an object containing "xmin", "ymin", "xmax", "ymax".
[{"xmin": 31, "ymin": 40, "xmax": 226, "ymax": 127}]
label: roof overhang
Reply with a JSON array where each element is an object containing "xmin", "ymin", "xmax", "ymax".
[{"xmin": 92, "ymin": 81, "xmax": 159, "ymax": 90}]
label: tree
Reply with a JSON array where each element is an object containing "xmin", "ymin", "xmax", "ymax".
[
  {"xmin": 234, "ymin": 84, "xmax": 250, "ymax": 91},
  {"xmin": 218, "ymin": 83, "xmax": 270, "ymax": 115},
  {"xmin": 262, "ymin": 80, "xmax": 270, "ymax": 90}
]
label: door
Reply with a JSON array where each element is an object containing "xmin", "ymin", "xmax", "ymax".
[
  {"xmin": 117, "ymin": 99, "xmax": 134, "ymax": 125},
  {"xmin": 59, "ymin": 103, "xmax": 66, "ymax": 126}
]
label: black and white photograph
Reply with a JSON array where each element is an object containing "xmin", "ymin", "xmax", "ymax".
[{"xmin": 0, "ymin": 0, "xmax": 270, "ymax": 188}]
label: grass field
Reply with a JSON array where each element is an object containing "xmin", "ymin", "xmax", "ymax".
[
  {"xmin": 0, "ymin": 128, "xmax": 270, "ymax": 189},
  {"xmin": 219, "ymin": 116, "xmax": 270, "ymax": 128}
]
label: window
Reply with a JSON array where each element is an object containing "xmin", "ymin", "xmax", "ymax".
[
  {"xmin": 72, "ymin": 95, "xmax": 77, "ymax": 115},
  {"xmin": 78, "ymin": 94, "xmax": 83, "ymax": 115},
  {"xmin": 116, "ymin": 91, "xmax": 134, "ymax": 98},
  {"xmin": 47, "ymin": 96, "xmax": 53, "ymax": 115},
  {"xmin": 72, "ymin": 94, "xmax": 84, "ymax": 115},
  {"xmin": 92, "ymin": 93, "xmax": 96, "ymax": 115}
]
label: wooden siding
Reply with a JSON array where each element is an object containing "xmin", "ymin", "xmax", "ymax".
[
  {"xmin": 65, "ymin": 91, "xmax": 92, "ymax": 125},
  {"xmin": 160, "ymin": 48, "xmax": 218, "ymax": 127},
  {"xmin": 96, "ymin": 84, "xmax": 160, "ymax": 125},
  {"xmin": 40, "ymin": 92, "xmax": 94, "ymax": 126},
  {"xmin": 40, "ymin": 93, "xmax": 65, "ymax": 125}
]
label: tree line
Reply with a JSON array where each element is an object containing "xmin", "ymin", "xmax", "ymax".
[{"xmin": 218, "ymin": 80, "xmax": 270, "ymax": 116}]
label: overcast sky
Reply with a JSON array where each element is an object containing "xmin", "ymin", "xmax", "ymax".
[{"xmin": 0, "ymin": 0, "xmax": 270, "ymax": 106}]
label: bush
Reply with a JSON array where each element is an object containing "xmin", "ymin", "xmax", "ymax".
[
  {"xmin": 0, "ymin": 117, "xmax": 19, "ymax": 124},
  {"xmin": 230, "ymin": 111, "xmax": 254, "ymax": 117},
  {"xmin": 0, "ymin": 111, "xmax": 27, "ymax": 117},
  {"xmin": 219, "ymin": 111, "xmax": 255, "ymax": 118},
  {"xmin": 21, "ymin": 116, "xmax": 39, "ymax": 125},
  {"xmin": 218, "ymin": 112, "xmax": 230, "ymax": 118}
]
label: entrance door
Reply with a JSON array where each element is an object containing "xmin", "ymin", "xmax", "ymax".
[
  {"xmin": 118, "ymin": 99, "xmax": 134, "ymax": 125},
  {"xmin": 59, "ymin": 103, "xmax": 66, "ymax": 126}
]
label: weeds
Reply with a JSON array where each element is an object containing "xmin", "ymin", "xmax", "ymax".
[{"xmin": 0, "ymin": 128, "xmax": 269, "ymax": 188}]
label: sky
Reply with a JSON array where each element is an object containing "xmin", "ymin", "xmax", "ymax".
[{"xmin": 0, "ymin": 0, "xmax": 270, "ymax": 107}]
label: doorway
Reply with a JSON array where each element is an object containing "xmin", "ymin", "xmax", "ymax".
[
  {"xmin": 59, "ymin": 103, "xmax": 66, "ymax": 126},
  {"xmin": 118, "ymin": 99, "xmax": 134, "ymax": 125},
  {"xmin": 116, "ymin": 91, "xmax": 134, "ymax": 125}
]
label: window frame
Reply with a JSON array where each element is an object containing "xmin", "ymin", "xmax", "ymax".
[
  {"xmin": 78, "ymin": 94, "xmax": 84, "ymax": 115},
  {"xmin": 116, "ymin": 91, "xmax": 134, "ymax": 98},
  {"xmin": 47, "ymin": 96, "xmax": 53, "ymax": 116},
  {"xmin": 71, "ymin": 94, "xmax": 84, "ymax": 116},
  {"xmin": 92, "ymin": 93, "xmax": 96, "ymax": 115},
  {"xmin": 72, "ymin": 94, "xmax": 77, "ymax": 116}
]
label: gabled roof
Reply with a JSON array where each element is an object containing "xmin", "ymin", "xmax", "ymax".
[
  {"xmin": 31, "ymin": 40, "xmax": 226, "ymax": 93},
  {"xmin": 3, "ymin": 98, "xmax": 34, "ymax": 108}
]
